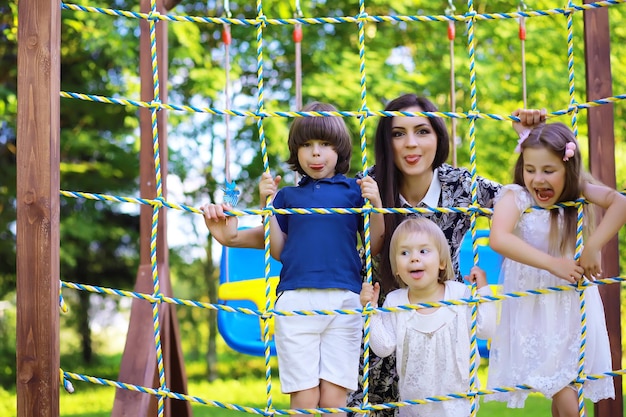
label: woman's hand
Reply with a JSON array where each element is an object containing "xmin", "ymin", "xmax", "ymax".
[{"xmin": 511, "ymin": 108, "xmax": 546, "ymax": 136}]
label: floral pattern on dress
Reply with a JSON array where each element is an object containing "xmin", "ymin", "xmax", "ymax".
[{"xmin": 348, "ymin": 164, "xmax": 501, "ymax": 417}]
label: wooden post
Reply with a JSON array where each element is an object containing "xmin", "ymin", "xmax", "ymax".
[
  {"xmin": 16, "ymin": 0, "xmax": 61, "ymax": 416},
  {"xmin": 582, "ymin": 3, "xmax": 623, "ymax": 416},
  {"xmin": 111, "ymin": 0, "xmax": 192, "ymax": 415}
]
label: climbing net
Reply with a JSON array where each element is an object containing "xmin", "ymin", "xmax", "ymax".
[{"xmin": 51, "ymin": 1, "xmax": 626, "ymax": 417}]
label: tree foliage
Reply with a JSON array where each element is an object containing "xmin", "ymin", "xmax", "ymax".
[{"xmin": 163, "ymin": 0, "xmax": 626, "ymax": 195}]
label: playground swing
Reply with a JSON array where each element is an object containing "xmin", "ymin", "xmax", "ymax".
[
  {"xmin": 217, "ymin": 228, "xmax": 503, "ymax": 358},
  {"xmin": 446, "ymin": 0, "xmax": 458, "ymax": 167},
  {"xmin": 217, "ymin": 239, "xmax": 282, "ymax": 356},
  {"xmin": 216, "ymin": 0, "xmax": 303, "ymax": 357}
]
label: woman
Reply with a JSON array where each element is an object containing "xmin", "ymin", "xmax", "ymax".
[
  {"xmin": 366, "ymin": 94, "xmax": 504, "ymax": 291},
  {"xmin": 347, "ymin": 94, "xmax": 505, "ymax": 417}
]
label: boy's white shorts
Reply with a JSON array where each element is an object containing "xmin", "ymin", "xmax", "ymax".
[{"xmin": 274, "ymin": 288, "xmax": 363, "ymax": 394}]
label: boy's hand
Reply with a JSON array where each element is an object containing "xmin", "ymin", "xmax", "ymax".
[
  {"xmin": 200, "ymin": 202, "xmax": 239, "ymax": 245},
  {"xmin": 358, "ymin": 176, "xmax": 382, "ymax": 208},
  {"xmin": 259, "ymin": 173, "xmax": 281, "ymax": 205}
]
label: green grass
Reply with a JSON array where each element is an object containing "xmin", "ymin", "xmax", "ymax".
[
  {"xmin": 2, "ymin": 376, "xmax": 578, "ymax": 417},
  {"xmin": 2, "ymin": 358, "xmax": 602, "ymax": 417},
  {"xmin": 6, "ymin": 292, "xmax": 623, "ymax": 417}
]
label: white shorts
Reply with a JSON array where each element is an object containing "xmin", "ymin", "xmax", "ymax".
[{"xmin": 274, "ymin": 288, "xmax": 363, "ymax": 394}]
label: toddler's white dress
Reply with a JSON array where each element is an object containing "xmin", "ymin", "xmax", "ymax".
[
  {"xmin": 369, "ymin": 280, "xmax": 496, "ymax": 417},
  {"xmin": 486, "ymin": 184, "xmax": 615, "ymax": 407}
]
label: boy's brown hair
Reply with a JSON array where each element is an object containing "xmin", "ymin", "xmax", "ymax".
[{"xmin": 287, "ymin": 102, "xmax": 352, "ymax": 176}]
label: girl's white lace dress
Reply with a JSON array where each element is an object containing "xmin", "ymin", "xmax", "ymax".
[
  {"xmin": 369, "ymin": 281, "xmax": 496, "ymax": 417},
  {"xmin": 486, "ymin": 184, "xmax": 615, "ymax": 407}
]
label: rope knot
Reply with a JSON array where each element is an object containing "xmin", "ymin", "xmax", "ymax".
[
  {"xmin": 149, "ymin": 99, "xmax": 162, "ymax": 111},
  {"xmin": 361, "ymin": 302, "xmax": 376, "ymax": 317},
  {"xmin": 261, "ymin": 205, "xmax": 276, "ymax": 218},
  {"xmin": 566, "ymin": 104, "xmax": 579, "ymax": 116},
  {"xmin": 575, "ymin": 278, "xmax": 588, "ymax": 292},
  {"xmin": 146, "ymin": 11, "xmax": 161, "ymax": 21},
  {"xmin": 466, "ymin": 110, "xmax": 480, "ymax": 121},
  {"xmin": 355, "ymin": 11, "xmax": 369, "ymax": 21},
  {"xmin": 467, "ymin": 204, "xmax": 483, "ymax": 216},
  {"xmin": 257, "ymin": 14, "xmax": 268, "ymax": 27},
  {"xmin": 154, "ymin": 196, "xmax": 166, "ymax": 208}
]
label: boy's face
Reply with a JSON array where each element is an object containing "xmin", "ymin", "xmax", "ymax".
[{"xmin": 297, "ymin": 139, "xmax": 338, "ymax": 179}]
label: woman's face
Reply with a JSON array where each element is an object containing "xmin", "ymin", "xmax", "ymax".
[{"xmin": 390, "ymin": 106, "xmax": 438, "ymax": 179}]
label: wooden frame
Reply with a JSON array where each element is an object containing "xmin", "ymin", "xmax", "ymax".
[
  {"xmin": 15, "ymin": 1, "xmax": 622, "ymax": 416},
  {"xmin": 16, "ymin": 0, "xmax": 61, "ymax": 415},
  {"xmin": 111, "ymin": 0, "xmax": 191, "ymax": 415},
  {"xmin": 583, "ymin": 2, "xmax": 623, "ymax": 415}
]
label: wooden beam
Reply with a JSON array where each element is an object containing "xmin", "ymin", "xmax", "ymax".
[
  {"xmin": 16, "ymin": 0, "xmax": 61, "ymax": 415},
  {"xmin": 112, "ymin": 0, "xmax": 191, "ymax": 414},
  {"xmin": 582, "ymin": 3, "xmax": 623, "ymax": 417},
  {"xmin": 163, "ymin": 0, "xmax": 182, "ymax": 11}
]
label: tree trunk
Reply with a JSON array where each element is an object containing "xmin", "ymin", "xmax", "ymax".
[{"xmin": 78, "ymin": 291, "xmax": 92, "ymax": 363}]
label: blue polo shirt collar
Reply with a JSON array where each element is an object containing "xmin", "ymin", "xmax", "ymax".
[{"xmin": 298, "ymin": 173, "xmax": 351, "ymax": 186}]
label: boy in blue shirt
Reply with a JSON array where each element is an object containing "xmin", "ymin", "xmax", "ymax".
[{"xmin": 259, "ymin": 102, "xmax": 384, "ymax": 416}]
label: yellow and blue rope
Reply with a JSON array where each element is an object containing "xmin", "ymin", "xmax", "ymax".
[{"xmin": 54, "ymin": 1, "xmax": 626, "ymax": 415}]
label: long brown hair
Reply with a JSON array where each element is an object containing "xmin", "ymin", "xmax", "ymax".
[
  {"xmin": 514, "ymin": 122, "xmax": 594, "ymax": 255},
  {"xmin": 372, "ymin": 94, "xmax": 450, "ymax": 292}
]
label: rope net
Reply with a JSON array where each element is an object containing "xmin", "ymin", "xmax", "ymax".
[{"xmin": 55, "ymin": 1, "xmax": 626, "ymax": 416}]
